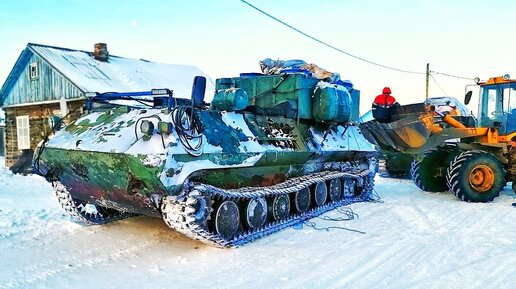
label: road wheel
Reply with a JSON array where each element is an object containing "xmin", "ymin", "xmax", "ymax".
[
  {"xmin": 410, "ymin": 149, "xmax": 452, "ymax": 192},
  {"xmin": 446, "ymin": 150, "xmax": 505, "ymax": 202},
  {"xmin": 214, "ymin": 200, "xmax": 240, "ymax": 239}
]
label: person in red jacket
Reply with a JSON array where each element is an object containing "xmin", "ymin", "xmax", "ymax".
[{"xmin": 372, "ymin": 87, "xmax": 400, "ymax": 122}]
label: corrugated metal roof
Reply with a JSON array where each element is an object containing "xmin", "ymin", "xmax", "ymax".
[{"xmin": 1, "ymin": 43, "xmax": 215, "ymax": 106}]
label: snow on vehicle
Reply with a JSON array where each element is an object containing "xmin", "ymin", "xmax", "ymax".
[{"xmin": 33, "ymin": 61, "xmax": 377, "ymax": 247}]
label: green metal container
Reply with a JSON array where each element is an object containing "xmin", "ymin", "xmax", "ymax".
[
  {"xmin": 210, "ymin": 88, "xmax": 249, "ymax": 111},
  {"xmin": 215, "ymin": 73, "xmax": 318, "ymax": 119},
  {"xmin": 349, "ymin": 89, "xmax": 361, "ymax": 121},
  {"xmin": 312, "ymin": 85, "xmax": 352, "ymax": 123}
]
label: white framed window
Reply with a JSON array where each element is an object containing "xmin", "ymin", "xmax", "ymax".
[
  {"xmin": 29, "ymin": 62, "xmax": 38, "ymax": 80},
  {"xmin": 16, "ymin": 115, "xmax": 30, "ymax": 150}
]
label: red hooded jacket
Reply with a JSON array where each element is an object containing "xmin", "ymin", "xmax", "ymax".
[{"xmin": 373, "ymin": 87, "xmax": 397, "ymax": 107}]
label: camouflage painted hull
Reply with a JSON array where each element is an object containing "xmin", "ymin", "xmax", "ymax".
[
  {"xmin": 37, "ymin": 107, "xmax": 375, "ymax": 217},
  {"xmin": 38, "ymin": 148, "xmax": 166, "ymax": 216}
]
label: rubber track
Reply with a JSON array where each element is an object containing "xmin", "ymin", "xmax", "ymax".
[{"xmin": 162, "ymin": 166, "xmax": 375, "ymax": 248}]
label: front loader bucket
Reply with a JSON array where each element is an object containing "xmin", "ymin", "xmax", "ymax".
[{"xmin": 359, "ymin": 112, "xmax": 434, "ymax": 152}]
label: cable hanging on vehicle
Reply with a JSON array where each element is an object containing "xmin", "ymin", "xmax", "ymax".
[{"xmin": 171, "ymin": 105, "xmax": 204, "ymax": 156}]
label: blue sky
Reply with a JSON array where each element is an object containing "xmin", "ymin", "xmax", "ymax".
[{"xmin": 0, "ymin": 0, "xmax": 514, "ymax": 113}]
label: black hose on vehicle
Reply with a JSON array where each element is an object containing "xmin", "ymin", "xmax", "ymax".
[{"xmin": 171, "ymin": 106, "xmax": 203, "ymax": 156}]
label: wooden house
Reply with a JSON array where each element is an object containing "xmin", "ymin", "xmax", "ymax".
[
  {"xmin": 0, "ymin": 43, "xmax": 213, "ymax": 168},
  {"xmin": 0, "ymin": 121, "xmax": 4, "ymax": 157}
]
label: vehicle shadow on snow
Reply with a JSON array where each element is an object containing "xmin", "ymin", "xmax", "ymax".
[
  {"xmin": 94, "ymin": 215, "xmax": 214, "ymax": 251},
  {"xmin": 376, "ymin": 176, "xmax": 516, "ymax": 203}
]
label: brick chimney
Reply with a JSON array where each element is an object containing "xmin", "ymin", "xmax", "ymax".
[{"xmin": 93, "ymin": 43, "xmax": 109, "ymax": 62}]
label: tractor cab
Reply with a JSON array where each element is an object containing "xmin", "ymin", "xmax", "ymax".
[{"xmin": 473, "ymin": 75, "xmax": 516, "ymax": 135}]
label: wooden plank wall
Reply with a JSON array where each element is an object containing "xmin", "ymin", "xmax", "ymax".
[
  {"xmin": 4, "ymin": 100, "xmax": 85, "ymax": 167},
  {"xmin": 3, "ymin": 52, "xmax": 85, "ymax": 106}
]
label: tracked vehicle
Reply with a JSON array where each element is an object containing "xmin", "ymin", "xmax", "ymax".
[{"xmin": 34, "ymin": 67, "xmax": 376, "ymax": 247}]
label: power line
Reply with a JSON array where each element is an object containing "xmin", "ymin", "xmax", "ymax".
[
  {"xmin": 430, "ymin": 74, "xmax": 448, "ymax": 95},
  {"xmin": 431, "ymin": 71, "xmax": 475, "ymax": 80},
  {"xmin": 240, "ymin": 0, "xmax": 425, "ymax": 75},
  {"xmin": 241, "ymin": 0, "xmax": 476, "ymax": 82}
]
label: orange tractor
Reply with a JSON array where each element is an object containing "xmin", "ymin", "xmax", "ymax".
[{"xmin": 360, "ymin": 75, "xmax": 516, "ymax": 202}]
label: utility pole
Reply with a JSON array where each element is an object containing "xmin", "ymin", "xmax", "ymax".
[{"xmin": 425, "ymin": 63, "xmax": 430, "ymax": 99}]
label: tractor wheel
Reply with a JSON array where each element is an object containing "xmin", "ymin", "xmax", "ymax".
[
  {"xmin": 377, "ymin": 159, "xmax": 388, "ymax": 177},
  {"xmin": 446, "ymin": 150, "xmax": 505, "ymax": 202},
  {"xmin": 386, "ymin": 153, "xmax": 413, "ymax": 178},
  {"xmin": 378, "ymin": 153, "xmax": 414, "ymax": 178},
  {"xmin": 410, "ymin": 149, "xmax": 452, "ymax": 192}
]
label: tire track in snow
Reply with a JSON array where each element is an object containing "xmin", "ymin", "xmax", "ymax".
[
  {"xmin": 0, "ymin": 209, "xmax": 67, "ymax": 244},
  {"xmin": 275, "ymin": 187, "xmax": 512, "ymax": 289},
  {"xmin": 0, "ymin": 216, "xmax": 200, "ymax": 289},
  {"xmin": 396, "ymin": 248, "xmax": 516, "ymax": 289},
  {"xmin": 479, "ymin": 250, "xmax": 516, "ymax": 289},
  {"xmin": 323, "ymin": 241, "xmax": 428, "ymax": 288},
  {"xmin": 270, "ymin": 232, "xmax": 419, "ymax": 289},
  {"xmin": 0, "ymin": 230, "xmax": 162, "ymax": 289}
]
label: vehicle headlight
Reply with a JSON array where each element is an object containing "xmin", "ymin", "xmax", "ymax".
[
  {"xmin": 140, "ymin": 120, "xmax": 154, "ymax": 135},
  {"xmin": 158, "ymin": 121, "xmax": 173, "ymax": 134}
]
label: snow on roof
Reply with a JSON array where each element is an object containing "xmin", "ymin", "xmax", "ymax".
[{"xmin": 29, "ymin": 43, "xmax": 215, "ymax": 100}]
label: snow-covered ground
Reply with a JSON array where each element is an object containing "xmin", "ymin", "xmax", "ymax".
[{"xmin": 0, "ymin": 156, "xmax": 515, "ymax": 289}]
